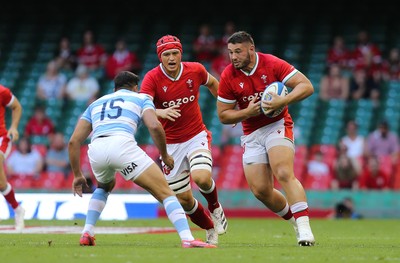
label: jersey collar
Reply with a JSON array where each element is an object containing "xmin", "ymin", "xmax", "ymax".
[
  {"xmin": 240, "ymin": 53, "xmax": 259, "ymax": 76},
  {"xmin": 159, "ymin": 62, "xmax": 183, "ymax": 81}
]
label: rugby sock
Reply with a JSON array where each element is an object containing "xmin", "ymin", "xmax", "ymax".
[
  {"xmin": 198, "ymin": 179, "xmax": 220, "ymax": 212},
  {"xmin": 82, "ymin": 188, "xmax": 109, "ymax": 236},
  {"xmin": 1, "ymin": 183, "xmax": 19, "ymax": 209},
  {"xmin": 163, "ymin": 196, "xmax": 194, "ymax": 241},
  {"xmin": 185, "ymin": 199, "xmax": 214, "ymax": 230},
  {"xmin": 290, "ymin": 201, "xmax": 310, "ymax": 220},
  {"xmin": 276, "ymin": 202, "xmax": 297, "ymax": 227}
]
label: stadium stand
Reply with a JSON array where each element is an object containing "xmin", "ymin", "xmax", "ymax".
[{"xmin": 2, "ymin": 1, "xmax": 400, "ymax": 192}]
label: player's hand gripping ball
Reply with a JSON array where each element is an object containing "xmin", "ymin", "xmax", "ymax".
[{"xmin": 261, "ymin": 81, "xmax": 288, "ymax": 118}]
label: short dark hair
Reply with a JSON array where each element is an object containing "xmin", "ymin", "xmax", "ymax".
[
  {"xmin": 227, "ymin": 31, "xmax": 254, "ymax": 45},
  {"xmin": 114, "ymin": 71, "xmax": 140, "ymax": 91}
]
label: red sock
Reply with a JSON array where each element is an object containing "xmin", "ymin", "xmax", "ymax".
[
  {"xmin": 293, "ymin": 208, "xmax": 309, "ymax": 220},
  {"xmin": 3, "ymin": 184, "xmax": 19, "ymax": 209},
  {"xmin": 282, "ymin": 208, "xmax": 294, "ymax": 220},
  {"xmin": 187, "ymin": 201, "xmax": 214, "ymax": 230},
  {"xmin": 199, "ymin": 183, "xmax": 220, "ymax": 213}
]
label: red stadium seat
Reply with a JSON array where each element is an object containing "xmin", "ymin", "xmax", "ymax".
[
  {"xmin": 211, "ymin": 145, "xmax": 222, "ymax": 167},
  {"xmin": 114, "ymin": 172, "xmax": 142, "ymax": 191},
  {"xmin": 378, "ymin": 155, "xmax": 394, "ymax": 184},
  {"xmin": 392, "ymin": 164, "xmax": 400, "ymax": 190},
  {"xmin": 8, "ymin": 174, "xmax": 35, "ymax": 189},
  {"xmin": 303, "ymin": 172, "xmax": 332, "ymax": 190},
  {"xmin": 38, "ymin": 171, "xmax": 66, "ymax": 190},
  {"xmin": 140, "ymin": 144, "xmax": 160, "ymax": 162},
  {"xmin": 80, "ymin": 144, "xmax": 94, "ymax": 177},
  {"xmin": 294, "ymin": 145, "xmax": 309, "ymax": 181},
  {"xmin": 216, "ymin": 145, "xmax": 244, "ymax": 189},
  {"xmin": 309, "ymin": 144, "xmax": 337, "ymax": 170}
]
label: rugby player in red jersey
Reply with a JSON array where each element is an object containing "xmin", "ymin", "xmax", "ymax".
[
  {"xmin": 140, "ymin": 35, "xmax": 228, "ymax": 245},
  {"xmin": 0, "ymin": 84, "xmax": 25, "ymax": 231},
  {"xmin": 217, "ymin": 31, "xmax": 315, "ymax": 246}
]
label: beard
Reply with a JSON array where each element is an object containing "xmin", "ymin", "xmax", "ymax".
[{"xmin": 232, "ymin": 52, "xmax": 251, "ymax": 70}]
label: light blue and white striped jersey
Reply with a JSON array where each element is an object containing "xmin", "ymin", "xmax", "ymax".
[{"xmin": 81, "ymin": 89, "xmax": 155, "ymax": 141}]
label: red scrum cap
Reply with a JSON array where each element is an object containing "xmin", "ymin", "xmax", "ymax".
[{"xmin": 156, "ymin": 35, "xmax": 183, "ymax": 60}]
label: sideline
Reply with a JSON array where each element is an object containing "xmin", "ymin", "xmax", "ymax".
[{"xmin": 0, "ymin": 225, "xmax": 176, "ymax": 234}]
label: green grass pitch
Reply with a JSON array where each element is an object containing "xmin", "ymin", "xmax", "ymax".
[{"xmin": 1, "ymin": 218, "xmax": 399, "ymax": 263}]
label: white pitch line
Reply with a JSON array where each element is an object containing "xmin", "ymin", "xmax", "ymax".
[{"xmin": 0, "ymin": 225, "xmax": 176, "ymax": 234}]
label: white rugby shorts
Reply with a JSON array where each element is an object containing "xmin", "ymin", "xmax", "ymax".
[
  {"xmin": 241, "ymin": 119, "xmax": 294, "ymax": 165},
  {"xmin": 161, "ymin": 130, "xmax": 212, "ymax": 194},
  {"xmin": 88, "ymin": 135, "xmax": 154, "ymax": 184}
]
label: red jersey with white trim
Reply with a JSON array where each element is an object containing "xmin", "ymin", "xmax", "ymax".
[
  {"xmin": 140, "ymin": 62, "xmax": 209, "ymax": 143},
  {"xmin": 0, "ymin": 85, "xmax": 14, "ymax": 137},
  {"xmin": 218, "ymin": 53, "xmax": 296, "ymax": 135}
]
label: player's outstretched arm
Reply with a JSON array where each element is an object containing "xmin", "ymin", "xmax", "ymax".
[
  {"xmin": 68, "ymin": 119, "xmax": 92, "ymax": 197},
  {"xmin": 143, "ymin": 109, "xmax": 174, "ymax": 170},
  {"xmin": 7, "ymin": 96, "xmax": 22, "ymax": 142},
  {"xmin": 155, "ymin": 105, "xmax": 181, "ymax": 122}
]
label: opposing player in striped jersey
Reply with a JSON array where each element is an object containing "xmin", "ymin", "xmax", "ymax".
[
  {"xmin": 217, "ymin": 31, "xmax": 315, "ymax": 246},
  {"xmin": 0, "ymin": 84, "xmax": 25, "ymax": 232},
  {"xmin": 140, "ymin": 35, "xmax": 228, "ymax": 245},
  {"xmin": 68, "ymin": 71, "xmax": 215, "ymax": 248}
]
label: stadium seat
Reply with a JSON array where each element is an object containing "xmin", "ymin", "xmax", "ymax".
[
  {"xmin": 392, "ymin": 162, "xmax": 400, "ymax": 190},
  {"xmin": 38, "ymin": 171, "xmax": 65, "ymax": 190},
  {"xmin": 378, "ymin": 155, "xmax": 395, "ymax": 187},
  {"xmin": 303, "ymin": 172, "xmax": 332, "ymax": 190},
  {"xmin": 294, "ymin": 145, "xmax": 309, "ymax": 181},
  {"xmin": 309, "ymin": 144, "xmax": 337, "ymax": 171},
  {"xmin": 140, "ymin": 144, "xmax": 160, "ymax": 162},
  {"xmin": 215, "ymin": 145, "xmax": 244, "ymax": 189},
  {"xmin": 8, "ymin": 174, "xmax": 35, "ymax": 189}
]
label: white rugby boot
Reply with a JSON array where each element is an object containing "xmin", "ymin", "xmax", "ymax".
[{"xmin": 210, "ymin": 203, "xmax": 228, "ymax": 235}]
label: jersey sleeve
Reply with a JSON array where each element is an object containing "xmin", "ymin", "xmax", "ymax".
[
  {"xmin": 195, "ymin": 62, "xmax": 209, "ymax": 85},
  {"xmin": 217, "ymin": 72, "xmax": 236, "ymax": 104},
  {"xmin": 271, "ymin": 55, "xmax": 298, "ymax": 83},
  {"xmin": 0, "ymin": 85, "xmax": 13, "ymax": 107},
  {"xmin": 141, "ymin": 94, "xmax": 156, "ymax": 113},
  {"xmin": 80, "ymin": 107, "xmax": 92, "ymax": 123}
]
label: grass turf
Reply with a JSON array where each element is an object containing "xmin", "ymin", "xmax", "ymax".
[{"xmin": 1, "ymin": 218, "xmax": 399, "ymax": 263}]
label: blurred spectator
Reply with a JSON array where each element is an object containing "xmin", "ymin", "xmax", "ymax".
[
  {"xmin": 105, "ymin": 38, "xmax": 142, "ymax": 80},
  {"xmin": 6, "ymin": 137, "xmax": 44, "ymax": 178},
  {"xmin": 333, "ymin": 197, "xmax": 362, "ymax": 219},
  {"xmin": 220, "ymin": 122, "xmax": 243, "ymax": 147},
  {"xmin": 350, "ymin": 29, "xmax": 382, "ymax": 70},
  {"xmin": 210, "ymin": 47, "xmax": 231, "ymax": 80},
  {"xmin": 326, "ymin": 35, "xmax": 352, "ymax": 72},
  {"xmin": 332, "ymin": 149, "xmax": 359, "ymax": 190},
  {"xmin": 359, "ymin": 155, "xmax": 390, "ymax": 190},
  {"xmin": 365, "ymin": 120, "xmax": 399, "ymax": 163},
  {"xmin": 45, "ymin": 132, "xmax": 70, "ymax": 178},
  {"xmin": 218, "ymin": 21, "xmax": 236, "ymax": 48},
  {"xmin": 349, "ymin": 66, "xmax": 380, "ymax": 107},
  {"xmin": 339, "ymin": 120, "xmax": 365, "ymax": 174},
  {"xmin": 24, "ymin": 104, "xmax": 55, "ymax": 139},
  {"xmin": 192, "ymin": 23, "xmax": 219, "ymax": 63},
  {"xmin": 65, "ymin": 64, "xmax": 100, "ymax": 104},
  {"xmin": 54, "ymin": 36, "xmax": 77, "ymax": 75},
  {"xmin": 76, "ymin": 29, "xmax": 107, "ymax": 78},
  {"xmin": 36, "ymin": 60, "xmax": 67, "ymax": 101},
  {"xmin": 305, "ymin": 151, "xmax": 332, "ymax": 190},
  {"xmin": 381, "ymin": 47, "xmax": 400, "ymax": 81},
  {"xmin": 319, "ymin": 64, "xmax": 350, "ymax": 101}
]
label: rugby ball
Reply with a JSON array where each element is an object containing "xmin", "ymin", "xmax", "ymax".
[{"xmin": 261, "ymin": 81, "xmax": 288, "ymax": 118}]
